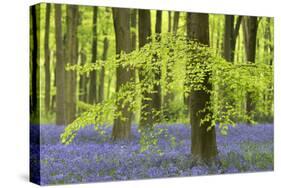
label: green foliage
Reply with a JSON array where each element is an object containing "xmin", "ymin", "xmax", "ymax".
[{"xmin": 61, "ymin": 32, "xmax": 273, "ymax": 146}]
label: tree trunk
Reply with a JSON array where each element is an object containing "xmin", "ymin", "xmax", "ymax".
[
  {"xmin": 152, "ymin": 10, "xmax": 162, "ymax": 123},
  {"xmin": 44, "ymin": 4, "xmax": 51, "ymax": 114},
  {"xmin": 243, "ymin": 16, "xmax": 258, "ymax": 122},
  {"xmin": 79, "ymin": 50, "xmax": 87, "ymax": 102},
  {"xmin": 187, "ymin": 13, "xmax": 218, "ymax": 162},
  {"xmin": 168, "ymin": 11, "xmax": 172, "ymax": 32},
  {"xmin": 55, "ymin": 4, "xmax": 66, "ymax": 125},
  {"xmin": 173, "ymin": 11, "xmax": 180, "ymax": 35},
  {"xmin": 65, "ymin": 5, "xmax": 79, "ymax": 125},
  {"xmin": 99, "ymin": 34, "xmax": 109, "ymax": 103},
  {"xmin": 224, "ymin": 15, "xmax": 243, "ymax": 62},
  {"xmin": 130, "ymin": 9, "xmax": 137, "ymax": 122},
  {"xmin": 51, "ymin": 51, "xmax": 56, "ymax": 112},
  {"xmin": 131, "ymin": 9, "xmax": 137, "ymax": 50},
  {"xmin": 98, "ymin": 8, "xmax": 110, "ymax": 103},
  {"xmin": 164, "ymin": 11, "xmax": 180, "ymax": 121},
  {"xmin": 138, "ymin": 9, "xmax": 154, "ymax": 129},
  {"xmin": 30, "ymin": 5, "xmax": 39, "ymax": 122},
  {"xmin": 89, "ymin": 7, "xmax": 98, "ymax": 104},
  {"xmin": 111, "ymin": 8, "xmax": 133, "ymax": 140}
]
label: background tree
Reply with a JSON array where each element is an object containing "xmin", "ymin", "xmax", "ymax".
[
  {"xmin": 243, "ymin": 16, "xmax": 258, "ymax": 122},
  {"xmin": 173, "ymin": 11, "xmax": 180, "ymax": 35},
  {"xmin": 89, "ymin": 7, "xmax": 98, "ymax": 104},
  {"xmin": 30, "ymin": 5, "xmax": 41, "ymax": 122},
  {"xmin": 98, "ymin": 8, "xmax": 110, "ymax": 103},
  {"xmin": 65, "ymin": 5, "xmax": 79, "ymax": 124},
  {"xmin": 223, "ymin": 15, "xmax": 243, "ymax": 62},
  {"xmin": 187, "ymin": 13, "xmax": 218, "ymax": 162},
  {"xmin": 152, "ymin": 10, "xmax": 162, "ymax": 123},
  {"xmin": 138, "ymin": 9, "xmax": 154, "ymax": 129},
  {"xmin": 111, "ymin": 8, "xmax": 133, "ymax": 140},
  {"xmin": 79, "ymin": 50, "xmax": 87, "ymax": 102},
  {"xmin": 44, "ymin": 4, "xmax": 51, "ymax": 114},
  {"xmin": 54, "ymin": 4, "xmax": 65, "ymax": 125}
]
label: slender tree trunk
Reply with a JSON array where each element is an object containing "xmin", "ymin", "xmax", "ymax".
[
  {"xmin": 223, "ymin": 16, "xmax": 243, "ymax": 115},
  {"xmin": 138, "ymin": 9, "xmax": 154, "ymax": 129},
  {"xmin": 129, "ymin": 9, "xmax": 137, "ymax": 122},
  {"xmin": 187, "ymin": 13, "xmax": 218, "ymax": 162},
  {"xmin": 30, "ymin": 5, "xmax": 39, "ymax": 121},
  {"xmin": 89, "ymin": 7, "xmax": 98, "ymax": 104},
  {"xmin": 99, "ymin": 35, "xmax": 109, "ymax": 103},
  {"xmin": 30, "ymin": 5, "xmax": 40, "ymax": 122},
  {"xmin": 173, "ymin": 11, "xmax": 180, "ymax": 35},
  {"xmin": 79, "ymin": 50, "xmax": 87, "ymax": 102},
  {"xmin": 65, "ymin": 5, "xmax": 79, "ymax": 124},
  {"xmin": 152, "ymin": 10, "xmax": 162, "ymax": 123},
  {"xmin": 98, "ymin": 8, "xmax": 110, "ymax": 103},
  {"xmin": 131, "ymin": 9, "xmax": 137, "ymax": 50},
  {"xmin": 243, "ymin": 16, "xmax": 258, "ymax": 122},
  {"xmin": 51, "ymin": 50, "xmax": 56, "ymax": 112},
  {"xmin": 44, "ymin": 4, "xmax": 51, "ymax": 114},
  {"xmin": 55, "ymin": 4, "xmax": 66, "ymax": 125},
  {"xmin": 168, "ymin": 11, "xmax": 172, "ymax": 32},
  {"xmin": 224, "ymin": 15, "xmax": 243, "ymax": 62},
  {"xmin": 164, "ymin": 11, "xmax": 180, "ymax": 121},
  {"xmin": 111, "ymin": 8, "xmax": 133, "ymax": 140}
]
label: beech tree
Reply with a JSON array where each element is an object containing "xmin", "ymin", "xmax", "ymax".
[
  {"xmin": 30, "ymin": 5, "xmax": 39, "ymax": 120},
  {"xmin": 54, "ymin": 4, "xmax": 65, "ymax": 125},
  {"xmin": 187, "ymin": 13, "xmax": 218, "ymax": 162},
  {"xmin": 223, "ymin": 15, "xmax": 243, "ymax": 62},
  {"xmin": 44, "ymin": 4, "xmax": 51, "ymax": 113},
  {"xmin": 111, "ymin": 8, "xmax": 133, "ymax": 140},
  {"xmin": 65, "ymin": 5, "xmax": 79, "ymax": 124},
  {"xmin": 243, "ymin": 16, "xmax": 258, "ymax": 122},
  {"xmin": 138, "ymin": 9, "xmax": 154, "ymax": 129}
]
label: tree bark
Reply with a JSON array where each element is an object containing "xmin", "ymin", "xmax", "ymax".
[
  {"xmin": 30, "ymin": 5, "xmax": 39, "ymax": 122},
  {"xmin": 223, "ymin": 15, "xmax": 243, "ymax": 62},
  {"xmin": 164, "ymin": 11, "xmax": 180, "ymax": 121},
  {"xmin": 243, "ymin": 16, "xmax": 258, "ymax": 122},
  {"xmin": 168, "ymin": 11, "xmax": 172, "ymax": 32},
  {"xmin": 152, "ymin": 10, "xmax": 162, "ymax": 123},
  {"xmin": 44, "ymin": 4, "xmax": 51, "ymax": 114},
  {"xmin": 65, "ymin": 5, "xmax": 79, "ymax": 125},
  {"xmin": 54, "ymin": 4, "xmax": 66, "ymax": 125},
  {"xmin": 131, "ymin": 9, "xmax": 137, "ymax": 50},
  {"xmin": 187, "ymin": 13, "xmax": 218, "ymax": 162},
  {"xmin": 138, "ymin": 9, "xmax": 154, "ymax": 129},
  {"xmin": 79, "ymin": 50, "xmax": 87, "ymax": 102},
  {"xmin": 111, "ymin": 8, "xmax": 133, "ymax": 140},
  {"xmin": 98, "ymin": 8, "xmax": 110, "ymax": 103},
  {"xmin": 89, "ymin": 7, "xmax": 98, "ymax": 104},
  {"xmin": 173, "ymin": 11, "xmax": 180, "ymax": 35}
]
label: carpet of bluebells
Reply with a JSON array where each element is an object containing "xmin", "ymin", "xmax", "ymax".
[{"xmin": 30, "ymin": 123, "xmax": 273, "ymax": 185}]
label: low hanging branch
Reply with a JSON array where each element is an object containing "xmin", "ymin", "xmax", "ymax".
[{"xmin": 61, "ymin": 32, "xmax": 273, "ymax": 145}]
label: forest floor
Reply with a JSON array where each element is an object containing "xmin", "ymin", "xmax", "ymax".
[{"xmin": 30, "ymin": 123, "xmax": 273, "ymax": 185}]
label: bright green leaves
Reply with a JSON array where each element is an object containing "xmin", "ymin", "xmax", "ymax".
[{"xmin": 61, "ymin": 32, "xmax": 273, "ymax": 144}]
